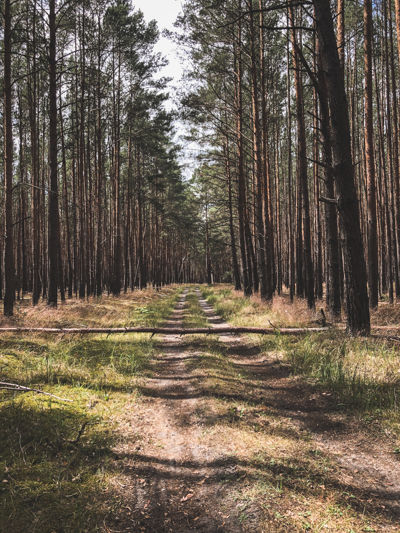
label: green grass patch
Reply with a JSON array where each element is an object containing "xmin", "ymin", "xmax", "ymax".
[
  {"xmin": 0, "ymin": 393, "xmax": 114, "ymax": 532},
  {"xmin": 279, "ymin": 332, "xmax": 400, "ymax": 412},
  {"xmin": 201, "ymin": 287, "xmax": 249, "ymax": 322},
  {"xmin": 129, "ymin": 287, "xmax": 183, "ymax": 326},
  {"xmin": 0, "ymin": 287, "xmax": 182, "ymax": 531},
  {"xmin": 183, "ymin": 290, "xmax": 209, "ymax": 328},
  {"xmin": 184, "ymin": 333, "xmax": 389, "ymax": 532},
  {"xmin": 201, "ymin": 285, "xmax": 400, "ymax": 435}
]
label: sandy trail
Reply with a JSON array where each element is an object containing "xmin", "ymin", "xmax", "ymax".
[
  {"xmin": 109, "ymin": 289, "xmax": 245, "ymax": 532},
  {"xmin": 108, "ymin": 288, "xmax": 400, "ymax": 533}
]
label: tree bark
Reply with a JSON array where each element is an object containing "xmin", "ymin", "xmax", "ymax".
[
  {"xmin": 364, "ymin": 0, "xmax": 379, "ymax": 309},
  {"xmin": 47, "ymin": 0, "xmax": 60, "ymax": 307},
  {"xmin": 234, "ymin": 5, "xmax": 251, "ymax": 296},
  {"xmin": 314, "ymin": 0, "xmax": 370, "ymax": 335},
  {"xmin": 3, "ymin": 0, "xmax": 15, "ymax": 316},
  {"xmin": 289, "ymin": 5, "xmax": 314, "ymax": 309},
  {"xmin": 248, "ymin": 0, "xmax": 269, "ymax": 301}
]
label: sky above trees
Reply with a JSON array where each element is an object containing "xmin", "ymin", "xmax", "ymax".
[
  {"xmin": 133, "ymin": 0, "xmax": 184, "ymax": 109},
  {"xmin": 132, "ymin": 0, "xmax": 200, "ymax": 178}
]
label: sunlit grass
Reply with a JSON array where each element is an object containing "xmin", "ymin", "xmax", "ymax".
[
  {"xmin": 182, "ymin": 290, "xmax": 209, "ymax": 328},
  {"xmin": 201, "ymin": 285, "xmax": 317, "ymax": 328},
  {"xmin": 2, "ymin": 285, "xmax": 182, "ymax": 328},
  {"xmin": 0, "ymin": 391, "xmax": 114, "ymax": 532},
  {"xmin": 202, "ymin": 285, "xmax": 400, "ymax": 434},
  {"xmin": 280, "ymin": 332, "xmax": 400, "ymax": 411},
  {"xmin": 0, "ymin": 286, "xmax": 182, "ymax": 531},
  {"xmin": 186, "ymin": 335, "xmax": 392, "ymax": 533},
  {"xmin": 2, "ymin": 284, "xmax": 399, "ymax": 532}
]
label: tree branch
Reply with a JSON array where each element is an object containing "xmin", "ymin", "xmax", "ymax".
[
  {"xmin": 319, "ymin": 196, "xmax": 338, "ymax": 205},
  {"xmin": 0, "ymin": 382, "xmax": 72, "ymax": 402}
]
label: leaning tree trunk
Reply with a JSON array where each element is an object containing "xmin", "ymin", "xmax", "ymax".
[{"xmin": 313, "ymin": 0, "xmax": 370, "ymax": 335}]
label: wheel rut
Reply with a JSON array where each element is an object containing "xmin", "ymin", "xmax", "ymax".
[
  {"xmin": 109, "ymin": 289, "xmax": 244, "ymax": 533},
  {"xmin": 108, "ymin": 288, "xmax": 400, "ymax": 533}
]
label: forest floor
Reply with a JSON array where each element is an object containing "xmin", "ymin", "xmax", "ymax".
[{"xmin": 1, "ymin": 285, "xmax": 400, "ymax": 532}]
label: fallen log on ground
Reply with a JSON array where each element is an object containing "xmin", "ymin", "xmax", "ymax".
[{"xmin": 0, "ymin": 326, "xmax": 333, "ymax": 335}]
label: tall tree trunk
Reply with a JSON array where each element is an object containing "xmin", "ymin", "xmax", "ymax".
[
  {"xmin": 59, "ymin": 90, "xmax": 72, "ymax": 298},
  {"xmin": 3, "ymin": 0, "xmax": 15, "ymax": 316},
  {"xmin": 317, "ymin": 39, "xmax": 341, "ymax": 318},
  {"xmin": 289, "ymin": 6, "xmax": 315, "ymax": 309},
  {"xmin": 225, "ymin": 133, "xmax": 241, "ymax": 290},
  {"xmin": 286, "ymin": 21, "xmax": 295, "ymax": 302},
  {"xmin": 111, "ymin": 48, "xmax": 122, "ymax": 296},
  {"xmin": 234, "ymin": 6, "xmax": 251, "ymax": 296},
  {"xmin": 314, "ymin": 0, "xmax": 370, "ymax": 335},
  {"xmin": 29, "ymin": 4, "xmax": 41, "ymax": 305},
  {"xmin": 47, "ymin": 0, "xmax": 60, "ymax": 307},
  {"xmin": 337, "ymin": 0, "xmax": 345, "ymax": 70},
  {"xmin": 364, "ymin": 0, "xmax": 379, "ymax": 308},
  {"xmin": 95, "ymin": 14, "xmax": 103, "ymax": 297},
  {"xmin": 78, "ymin": 10, "xmax": 86, "ymax": 299},
  {"xmin": 388, "ymin": 0, "xmax": 400, "ymax": 297},
  {"xmin": 248, "ymin": 0, "xmax": 268, "ymax": 300},
  {"xmin": 18, "ymin": 91, "xmax": 27, "ymax": 294},
  {"xmin": 259, "ymin": 0, "xmax": 274, "ymax": 300}
]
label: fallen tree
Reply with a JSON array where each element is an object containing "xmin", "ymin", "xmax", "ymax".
[
  {"xmin": 0, "ymin": 326, "xmax": 332, "ymax": 335},
  {"xmin": 1, "ymin": 325, "xmax": 396, "ymax": 336}
]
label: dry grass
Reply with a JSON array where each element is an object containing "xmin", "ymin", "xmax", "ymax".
[
  {"xmin": 184, "ymin": 336, "xmax": 399, "ymax": 532},
  {"xmin": 282, "ymin": 332, "xmax": 400, "ymax": 412},
  {"xmin": 201, "ymin": 284, "xmax": 400, "ymax": 433},
  {"xmin": 1, "ymin": 284, "xmax": 400, "ymax": 532},
  {"xmin": 201, "ymin": 284, "xmax": 320, "ymax": 328},
  {"xmin": 371, "ymin": 301, "xmax": 400, "ymax": 326},
  {"xmin": 203, "ymin": 283, "xmax": 400, "ymax": 330},
  {"xmin": 0, "ymin": 286, "xmax": 183, "ymax": 532},
  {"xmin": 1, "ymin": 285, "xmax": 181, "ymax": 328}
]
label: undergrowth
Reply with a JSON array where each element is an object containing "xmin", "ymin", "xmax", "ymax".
[
  {"xmin": 0, "ymin": 286, "xmax": 182, "ymax": 532},
  {"xmin": 182, "ymin": 334, "xmax": 395, "ymax": 532},
  {"xmin": 5, "ymin": 285, "xmax": 182, "ymax": 328},
  {"xmin": 1, "ymin": 284, "xmax": 399, "ymax": 532},
  {"xmin": 279, "ymin": 333, "xmax": 400, "ymax": 412},
  {"xmin": 202, "ymin": 285, "xmax": 400, "ymax": 434},
  {"xmin": 201, "ymin": 285, "xmax": 315, "ymax": 327}
]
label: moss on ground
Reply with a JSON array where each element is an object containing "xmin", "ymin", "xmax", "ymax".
[{"xmin": 0, "ymin": 286, "xmax": 182, "ymax": 532}]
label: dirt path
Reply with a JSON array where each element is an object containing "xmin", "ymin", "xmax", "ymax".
[
  {"xmin": 108, "ymin": 289, "xmax": 400, "ymax": 533},
  {"xmin": 109, "ymin": 289, "xmax": 246, "ymax": 532}
]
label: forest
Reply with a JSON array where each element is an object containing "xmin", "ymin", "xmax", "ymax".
[{"xmin": 1, "ymin": 0, "xmax": 400, "ymax": 531}]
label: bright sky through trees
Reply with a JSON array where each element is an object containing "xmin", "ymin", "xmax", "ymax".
[
  {"xmin": 133, "ymin": 0, "xmax": 199, "ymax": 177},
  {"xmin": 133, "ymin": 0, "xmax": 184, "ymax": 107}
]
